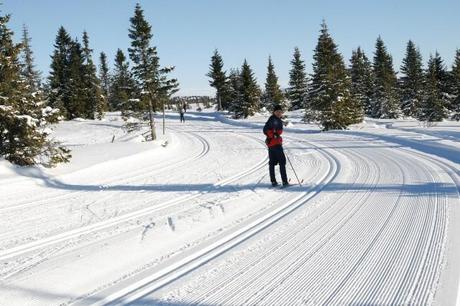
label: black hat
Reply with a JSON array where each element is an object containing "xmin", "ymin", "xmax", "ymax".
[{"xmin": 273, "ymin": 105, "xmax": 283, "ymax": 112}]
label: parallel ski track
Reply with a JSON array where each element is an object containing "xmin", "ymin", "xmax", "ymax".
[
  {"xmin": 320, "ymin": 148, "xmax": 445, "ymax": 305},
  {"xmin": 339, "ymin": 134, "xmax": 458, "ymax": 305},
  {"xmin": 0, "ymin": 130, "xmax": 210, "ymax": 214},
  {"xmin": 181, "ymin": 140, "xmax": 379, "ymax": 306},
  {"xmin": 0, "ymin": 131, "xmax": 211, "ymax": 251},
  {"xmin": 82, "ymin": 137, "xmax": 340, "ymax": 306},
  {"xmin": 322, "ymin": 137, "xmax": 454, "ymax": 305},
  {"xmin": 177, "ymin": 136, "xmax": 452, "ymax": 306},
  {"xmin": 0, "ymin": 131, "xmax": 268, "ymax": 266}
]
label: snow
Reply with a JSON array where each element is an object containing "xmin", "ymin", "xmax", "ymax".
[
  {"xmin": 0, "ymin": 104, "xmax": 12, "ymax": 111},
  {"xmin": 0, "ymin": 109, "xmax": 459, "ymax": 305},
  {"xmin": 16, "ymin": 115, "xmax": 37, "ymax": 127}
]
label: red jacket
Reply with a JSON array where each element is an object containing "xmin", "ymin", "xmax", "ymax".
[{"xmin": 263, "ymin": 115, "xmax": 283, "ymax": 147}]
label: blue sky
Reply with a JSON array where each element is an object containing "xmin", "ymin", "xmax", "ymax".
[{"xmin": 3, "ymin": 0, "xmax": 460, "ymax": 96}]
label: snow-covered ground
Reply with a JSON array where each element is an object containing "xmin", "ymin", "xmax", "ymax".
[{"xmin": 0, "ymin": 109, "xmax": 459, "ymax": 306}]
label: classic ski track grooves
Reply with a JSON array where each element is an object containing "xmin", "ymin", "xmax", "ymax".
[
  {"xmin": 85, "ymin": 138, "xmax": 339, "ymax": 306},
  {"xmin": 0, "ymin": 130, "xmax": 209, "ymax": 213},
  {"xmin": 0, "ymin": 131, "xmax": 269, "ymax": 264},
  {"xmin": 186, "ymin": 142, "xmax": 379, "ymax": 306},
  {"xmin": 210, "ymin": 141, "xmax": 448, "ymax": 305},
  {"xmin": 152, "ymin": 136, "xmax": 451, "ymax": 305}
]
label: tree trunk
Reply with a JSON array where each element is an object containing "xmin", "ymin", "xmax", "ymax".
[
  {"xmin": 148, "ymin": 99, "xmax": 156, "ymax": 141},
  {"xmin": 162, "ymin": 98, "xmax": 166, "ymax": 135},
  {"xmin": 217, "ymin": 92, "xmax": 221, "ymax": 111}
]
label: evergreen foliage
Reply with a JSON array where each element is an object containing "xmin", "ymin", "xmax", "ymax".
[
  {"xmin": 227, "ymin": 68, "xmax": 243, "ymax": 116},
  {"xmin": 287, "ymin": 47, "xmax": 308, "ymax": 110},
  {"xmin": 20, "ymin": 24, "xmax": 41, "ymax": 92},
  {"xmin": 238, "ymin": 60, "xmax": 261, "ymax": 118},
  {"xmin": 309, "ymin": 21, "xmax": 362, "ymax": 130},
  {"xmin": 110, "ymin": 49, "xmax": 136, "ymax": 113},
  {"xmin": 263, "ymin": 56, "xmax": 285, "ymax": 111},
  {"xmin": 81, "ymin": 31, "xmax": 105, "ymax": 120},
  {"xmin": 48, "ymin": 26, "xmax": 72, "ymax": 118},
  {"xmin": 127, "ymin": 3, "xmax": 178, "ymax": 140},
  {"xmin": 451, "ymin": 49, "xmax": 460, "ymax": 121},
  {"xmin": 418, "ymin": 52, "xmax": 449, "ymax": 122},
  {"xmin": 206, "ymin": 49, "xmax": 229, "ymax": 111},
  {"xmin": 66, "ymin": 39, "xmax": 86, "ymax": 119},
  {"xmin": 372, "ymin": 36, "xmax": 400, "ymax": 118},
  {"xmin": 350, "ymin": 47, "xmax": 374, "ymax": 116},
  {"xmin": 400, "ymin": 40, "xmax": 424, "ymax": 117},
  {"xmin": 99, "ymin": 52, "xmax": 110, "ymax": 111},
  {"xmin": 47, "ymin": 29, "xmax": 104, "ymax": 120},
  {"xmin": 0, "ymin": 14, "xmax": 70, "ymax": 166}
]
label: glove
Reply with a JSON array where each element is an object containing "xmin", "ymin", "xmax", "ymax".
[{"xmin": 273, "ymin": 132, "xmax": 280, "ymax": 139}]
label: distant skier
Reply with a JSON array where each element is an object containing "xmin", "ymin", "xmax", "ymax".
[
  {"xmin": 179, "ymin": 105, "xmax": 185, "ymax": 123},
  {"xmin": 263, "ymin": 104, "xmax": 289, "ymax": 187}
]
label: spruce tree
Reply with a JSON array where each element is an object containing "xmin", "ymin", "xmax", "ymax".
[
  {"xmin": 110, "ymin": 49, "xmax": 136, "ymax": 112},
  {"xmin": 20, "ymin": 24, "xmax": 41, "ymax": 92},
  {"xmin": 99, "ymin": 52, "xmax": 110, "ymax": 110},
  {"xmin": 263, "ymin": 56, "xmax": 285, "ymax": 111},
  {"xmin": 128, "ymin": 3, "xmax": 177, "ymax": 140},
  {"xmin": 227, "ymin": 68, "xmax": 243, "ymax": 116},
  {"xmin": 350, "ymin": 47, "xmax": 374, "ymax": 116},
  {"xmin": 451, "ymin": 49, "xmax": 460, "ymax": 121},
  {"xmin": 66, "ymin": 39, "xmax": 86, "ymax": 119},
  {"xmin": 19, "ymin": 24, "xmax": 51, "ymax": 126},
  {"xmin": 287, "ymin": 47, "xmax": 308, "ymax": 110},
  {"xmin": 48, "ymin": 26, "xmax": 73, "ymax": 118},
  {"xmin": 207, "ymin": 49, "xmax": 228, "ymax": 111},
  {"xmin": 372, "ymin": 36, "xmax": 400, "ymax": 118},
  {"xmin": 81, "ymin": 31, "xmax": 105, "ymax": 120},
  {"xmin": 400, "ymin": 40, "xmax": 424, "ymax": 117},
  {"xmin": 238, "ymin": 60, "xmax": 261, "ymax": 118},
  {"xmin": 309, "ymin": 21, "xmax": 362, "ymax": 130},
  {"xmin": 0, "ymin": 13, "xmax": 70, "ymax": 166},
  {"xmin": 418, "ymin": 52, "xmax": 449, "ymax": 123}
]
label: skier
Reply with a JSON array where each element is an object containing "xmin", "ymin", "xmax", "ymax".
[
  {"xmin": 179, "ymin": 105, "xmax": 185, "ymax": 123},
  {"xmin": 263, "ymin": 104, "xmax": 289, "ymax": 187}
]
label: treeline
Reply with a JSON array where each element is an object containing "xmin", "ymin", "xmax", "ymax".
[
  {"xmin": 0, "ymin": 3, "xmax": 178, "ymax": 166},
  {"xmin": 207, "ymin": 21, "xmax": 460, "ymax": 130}
]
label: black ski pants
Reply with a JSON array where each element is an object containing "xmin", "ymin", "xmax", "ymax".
[{"xmin": 268, "ymin": 145, "xmax": 288, "ymax": 184}]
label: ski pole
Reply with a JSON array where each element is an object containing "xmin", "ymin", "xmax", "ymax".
[{"xmin": 285, "ymin": 151, "xmax": 302, "ymax": 186}]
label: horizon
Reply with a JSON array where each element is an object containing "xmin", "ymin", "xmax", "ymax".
[{"xmin": 3, "ymin": 0, "xmax": 460, "ymax": 96}]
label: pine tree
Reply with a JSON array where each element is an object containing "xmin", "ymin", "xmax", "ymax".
[
  {"xmin": 0, "ymin": 13, "xmax": 70, "ymax": 166},
  {"xmin": 128, "ymin": 3, "xmax": 178, "ymax": 140},
  {"xmin": 227, "ymin": 68, "xmax": 243, "ymax": 116},
  {"xmin": 372, "ymin": 36, "xmax": 400, "ymax": 118},
  {"xmin": 110, "ymin": 49, "xmax": 136, "ymax": 112},
  {"xmin": 263, "ymin": 56, "xmax": 285, "ymax": 111},
  {"xmin": 238, "ymin": 60, "xmax": 261, "ymax": 118},
  {"xmin": 350, "ymin": 47, "xmax": 374, "ymax": 116},
  {"xmin": 19, "ymin": 24, "xmax": 51, "ymax": 123},
  {"xmin": 99, "ymin": 52, "xmax": 110, "ymax": 110},
  {"xmin": 287, "ymin": 47, "xmax": 308, "ymax": 110},
  {"xmin": 20, "ymin": 24, "xmax": 41, "ymax": 92},
  {"xmin": 400, "ymin": 40, "xmax": 424, "ymax": 117},
  {"xmin": 81, "ymin": 31, "xmax": 105, "ymax": 120},
  {"xmin": 451, "ymin": 49, "xmax": 460, "ymax": 121},
  {"xmin": 419, "ymin": 52, "xmax": 449, "ymax": 123},
  {"xmin": 309, "ymin": 21, "xmax": 362, "ymax": 130},
  {"xmin": 66, "ymin": 38, "xmax": 86, "ymax": 119},
  {"xmin": 48, "ymin": 26, "xmax": 73, "ymax": 118},
  {"xmin": 207, "ymin": 49, "xmax": 228, "ymax": 111}
]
